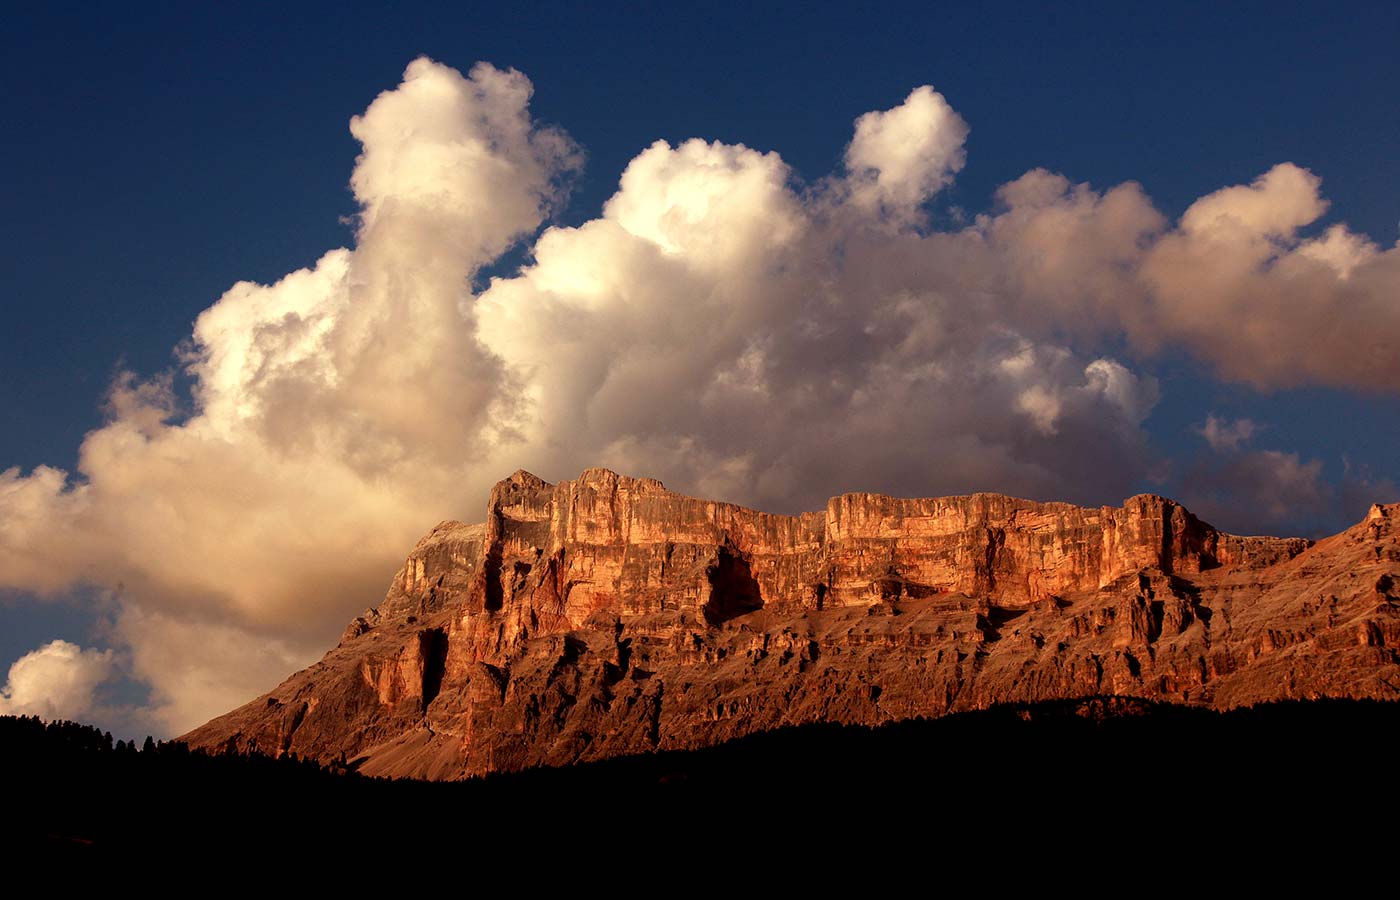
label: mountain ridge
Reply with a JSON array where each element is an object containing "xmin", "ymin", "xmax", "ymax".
[{"xmin": 183, "ymin": 468, "xmax": 1400, "ymax": 778}]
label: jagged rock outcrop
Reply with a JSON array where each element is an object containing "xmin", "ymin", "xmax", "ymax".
[{"xmin": 183, "ymin": 468, "xmax": 1400, "ymax": 778}]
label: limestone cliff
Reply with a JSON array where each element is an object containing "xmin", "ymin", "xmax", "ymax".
[{"xmin": 183, "ymin": 468, "xmax": 1400, "ymax": 778}]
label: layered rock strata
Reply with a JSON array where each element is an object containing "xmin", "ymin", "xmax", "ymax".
[{"xmin": 184, "ymin": 468, "xmax": 1400, "ymax": 778}]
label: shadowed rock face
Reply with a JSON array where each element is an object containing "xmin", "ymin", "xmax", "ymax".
[{"xmin": 183, "ymin": 468, "xmax": 1400, "ymax": 779}]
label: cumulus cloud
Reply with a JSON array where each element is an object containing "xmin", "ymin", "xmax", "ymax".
[
  {"xmin": 0, "ymin": 57, "xmax": 1395, "ymax": 734},
  {"xmin": 0, "ymin": 640, "xmax": 115, "ymax": 721},
  {"xmin": 0, "ymin": 58, "xmax": 580, "ymax": 732},
  {"xmin": 843, "ymin": 85, "xmax": 969, "ymax": 218},
  {"xmin": 1139, "ymin": 163, "xmax": 1400, "ymax": 389},
  {"xmin": 118, "ymin": 607, "xmax": 309, "ymax": 732},
  {"xmin": 476, "ymin": 126, "xmax": 1159, "ymax": 513},
  {"xmin": 1197, "ymin": 415, "xmax": 1260, "ymax": 452}
]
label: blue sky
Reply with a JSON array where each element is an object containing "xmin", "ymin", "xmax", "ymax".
[{"xmin": 2, "ymin": 1, "xmax": 1397, "ymax": 736}]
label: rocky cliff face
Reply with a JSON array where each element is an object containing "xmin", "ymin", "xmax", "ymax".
[{"xmin": 183, "ymin": 468, "xmax": 1400, "ymax": 778}]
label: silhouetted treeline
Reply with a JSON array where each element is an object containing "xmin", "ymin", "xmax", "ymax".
[
  {"xmin": 5, "ymin": 698, "xmax": 1396, "ymax": 870},
  {"xmin": 0, "ymin": 713, "xmax": 348, "ymax": 777}
]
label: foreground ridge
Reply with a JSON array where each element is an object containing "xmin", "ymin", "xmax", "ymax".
[{"xmin": 183, "ymin": 468, "xmax": 1400, "ymax": 778}]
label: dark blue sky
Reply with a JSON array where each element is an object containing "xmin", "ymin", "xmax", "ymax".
[{"xmin": 1, "ymin": 1, "xmax": 1397, "ymax": 734}]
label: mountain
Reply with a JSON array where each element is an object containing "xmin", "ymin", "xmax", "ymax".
[{"xmin": 183, "ymin": 468, "xmax": 1400, "ymax": 778}]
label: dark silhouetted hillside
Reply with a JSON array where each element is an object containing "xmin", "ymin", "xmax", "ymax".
[{"xmin": 6, "ymin": 696, "xmax": 1398, "ymax": 870}]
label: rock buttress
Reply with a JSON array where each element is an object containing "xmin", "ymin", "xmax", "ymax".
[{"xmin": 182, "ymin": 468, "xmax": 1395, "ymax": 779}]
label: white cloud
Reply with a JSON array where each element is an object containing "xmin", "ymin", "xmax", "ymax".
[
  {"xmin": 0, "ymin": 640, "xmax": 115, "ymax": 722},
  {"xmin": 1198, "ymin": 415, "xmax": 1259, "ymax": 452},
  {"xmin": 1296, "ymin": 224, "xmax": 1379, "ymax": 279},
  {"xmin": 604, "ymin": 138, "xmax": 803, "ymax": 262},
  {"xmin": 1083, "ymin": 359, "xmax": 1158, "ymax": 425},
  {"xmin": 844, "ymin": 85, "xmax": 969, "ymax": 217},
  {"xmin": 117, "ymin": 607, "xmax": 309, "ymax": 733},
  {"xmin": 0, "ymin": 57, "xmax": 581, "ymax": 732},
  {"xmin": 0, "ymin": 58, "xmax": 1394, "ymax": 735},
  {"xmin": 1177, "ymin": 163, "xmax": 1327, "ymax": 241},
  {"xmin": 1140, "ymin": 163, "xmax": 1400, "ymax": 390}
]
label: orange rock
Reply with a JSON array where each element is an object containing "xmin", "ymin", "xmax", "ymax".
[{"xmin": 183, "ymin": 469, "xmax": 1400, "ymax": 778}]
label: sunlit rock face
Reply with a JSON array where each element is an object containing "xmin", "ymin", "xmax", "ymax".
[{"xmin": 184, "ymin": 468, "xmax": 1400, "ymax": 779}]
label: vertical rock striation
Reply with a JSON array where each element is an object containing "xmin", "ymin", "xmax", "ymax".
[{"xmin": 183, "ymin": 468, "xmax": 1400, "ymax": 778}]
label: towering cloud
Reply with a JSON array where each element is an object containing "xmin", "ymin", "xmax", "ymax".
[
  {"xmin": 0, "ymin": 58, "xmax": 1394, "ymax": 734},
  {"xmin": 0, "ymin": 59, "xmax": 582, "ymax": 730}
]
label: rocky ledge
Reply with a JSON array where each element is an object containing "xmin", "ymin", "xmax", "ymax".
[{"xmin": 183, "ymin": 468, "xmax": 1400, "ymax": 778}]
